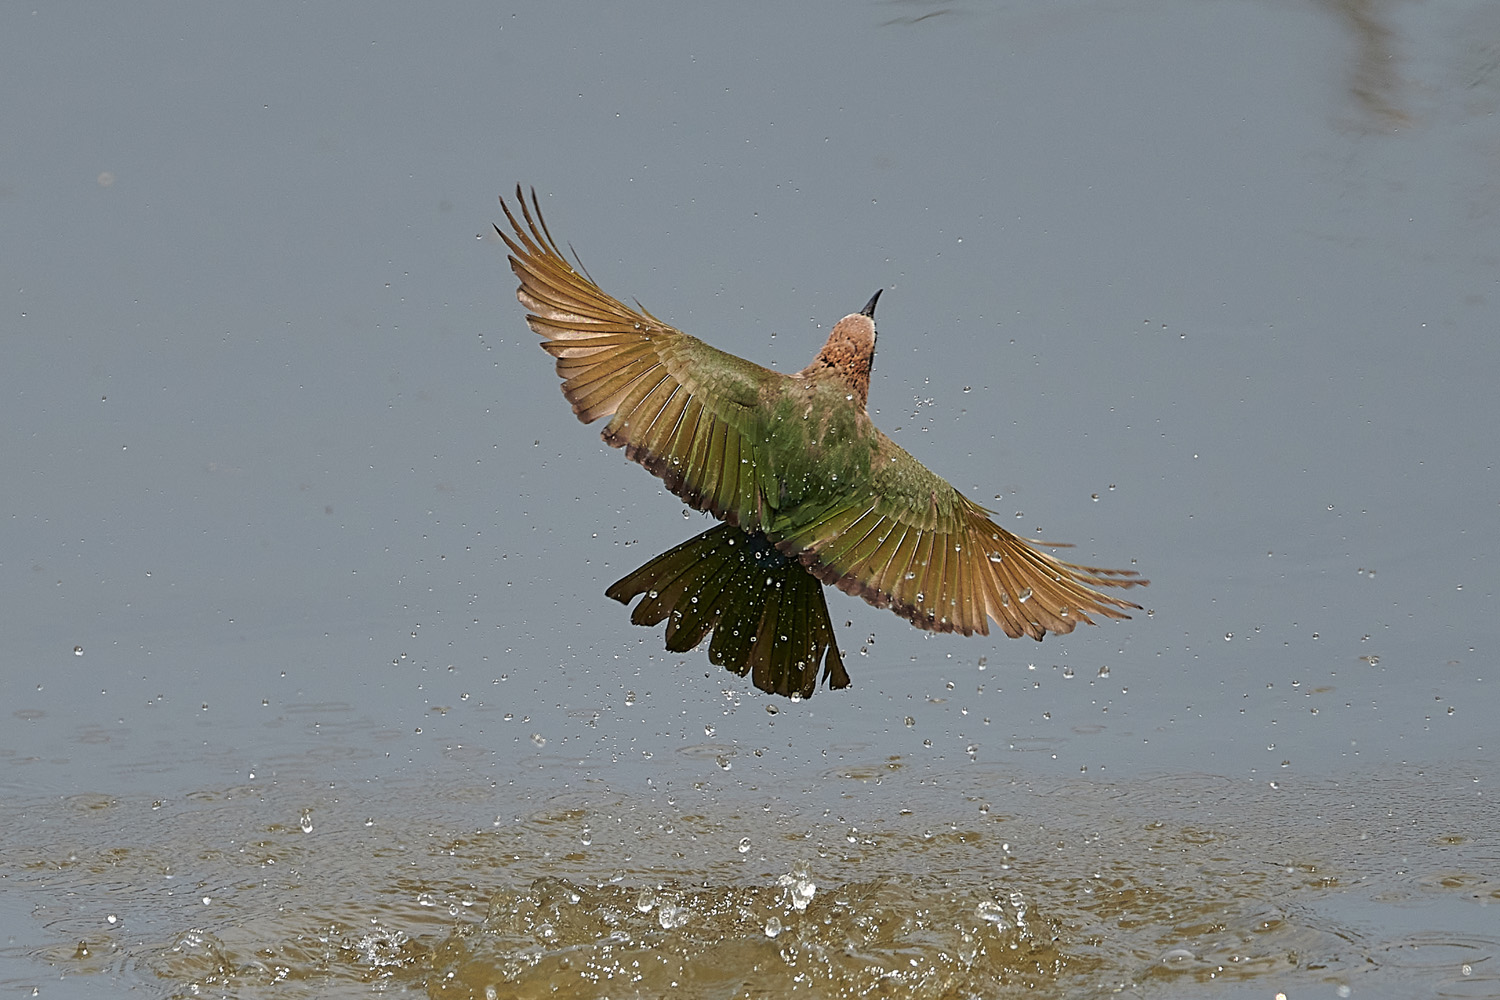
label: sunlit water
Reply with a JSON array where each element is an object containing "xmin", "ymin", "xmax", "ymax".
[{"xmin": 6, "ymin": 757, "xmax": 1496, "ymax": 998}]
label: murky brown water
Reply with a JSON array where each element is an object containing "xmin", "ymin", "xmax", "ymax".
[{"xmin": 8, "ymin": 762, "xmax": 1494, "ymax": 998}]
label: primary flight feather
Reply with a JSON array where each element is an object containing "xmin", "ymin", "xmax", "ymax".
[{"xmin": 496, "ymin": 186, "xmax": 1146, "ymax": 698}]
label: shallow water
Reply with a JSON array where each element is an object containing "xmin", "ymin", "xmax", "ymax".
[
  {"xmin": 4, "ymin": 1, "xmax": 1499, "ymax": 996},
  {"xmin": 8, "ymin": 762, "xmax": 1495, "ymax": 998}
]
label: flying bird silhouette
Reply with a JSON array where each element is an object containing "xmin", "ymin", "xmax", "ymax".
[{"xmin": 496, "ymin": 187, "xmax": 1146, "ymax": 699}]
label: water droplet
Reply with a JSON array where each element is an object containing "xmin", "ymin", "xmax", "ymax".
[
  {"xmin": 624, "ymin": 691, "xmax": 637, "ymax": 706},
  {"xmin": 737, "ymin": 837, "xmax": 751, "ymax": 854},
  {"xmin": 657, "ymin": 904, "xmax": 691, "ymax": 929},
  {"xmin": 976, "ymin": 900, "xmax": 1008, "ymax": 926},
  {"xmin": 764, "ymin": 916, "xmax": 782, "ymax": 937},
  {"xmin": 530, "ymin": 733, "xmax": 546, "ymax": 747},
  {"xmin": 904, "ymin": 716, "xmax": 915, "ymax": 727},
  {"xmin": 1017, "ymin": 588, "xmax": 1031, "ymax": 603},
  {"xmin": 298, "ymin": 809, "xmax": 313, "ymax": 834},
  {"xmin": 776, "ymin": 868, "xmax": 818, "ymax": 912}
]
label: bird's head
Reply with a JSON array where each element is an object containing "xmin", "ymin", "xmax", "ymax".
[{"xmin": 806, "ymin": 290, "xmax": 881, "ymax": 409}]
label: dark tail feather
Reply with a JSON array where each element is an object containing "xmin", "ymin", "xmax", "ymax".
[{"xmin": 606, "ymin": 523, "xmax": 849, "ymax": 698}]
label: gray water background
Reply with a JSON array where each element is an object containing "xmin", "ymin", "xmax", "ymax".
[{"xmin": 3, "ymin": 3, "xmax": 1497, "ymax": 997}]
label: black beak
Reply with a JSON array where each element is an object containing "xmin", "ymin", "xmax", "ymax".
[{"xmin": 860, "ymin": 289, "xmax": 882, "ymax": 319}]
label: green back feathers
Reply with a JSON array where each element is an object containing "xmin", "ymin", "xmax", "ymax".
[{"xmin": 499, "ymin": 185, "xmax": 1145, "ymax": 655}]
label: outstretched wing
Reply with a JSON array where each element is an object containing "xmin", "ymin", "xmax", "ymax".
[
  {"xmin": 496, "ymin": 187, "xmax": 780, "ymax": 531},
  {"xmin": 776, "ymin": 433, "xmax": 1146, "ymax": 639},
  {"xmin": 499, "ymin": 186, "xmax": 1147, "ymax": 641}
]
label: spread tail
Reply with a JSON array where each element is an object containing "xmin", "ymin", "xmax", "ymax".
[{"xmin": 606, "ymin": 523, "xmax": 850, "ymax": 699}]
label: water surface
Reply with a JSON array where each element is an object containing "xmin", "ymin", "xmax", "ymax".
[{"xmin": 3, "ymin": 1, "xmax": 1497, "ymax": 996}]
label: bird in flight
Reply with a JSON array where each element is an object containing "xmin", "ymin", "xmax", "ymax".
[{"xmin": 496, "ymin": 187, "xmax": 1146, "ymax": 699}]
